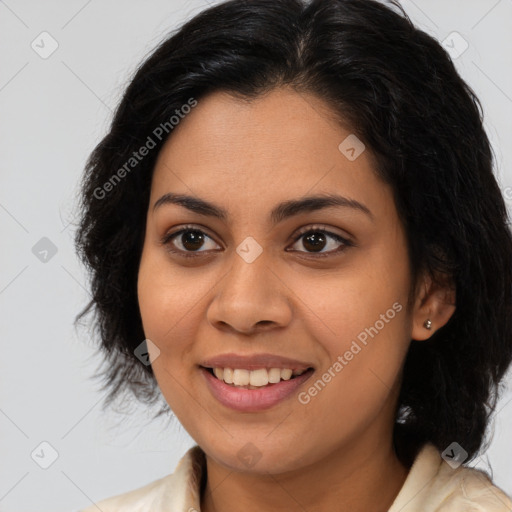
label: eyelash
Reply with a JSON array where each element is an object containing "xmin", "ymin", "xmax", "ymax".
[{"xmin": 160, "ymin": 224, "xmax": 354, "ymax": 259}]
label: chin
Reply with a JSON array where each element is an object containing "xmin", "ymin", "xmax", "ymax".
[{"xmin": 203, "ymin": 438, "xmax": 313, "ymax": 475}]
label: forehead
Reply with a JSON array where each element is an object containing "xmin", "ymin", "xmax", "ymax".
[{"xmin": 150, "ymin": 87, "xmax": 391, "ymax": 219}]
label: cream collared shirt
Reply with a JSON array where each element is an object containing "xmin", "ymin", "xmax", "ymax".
[{"xmin": 79, "ymin": 443, "xmax": 512, "ymax": 511}]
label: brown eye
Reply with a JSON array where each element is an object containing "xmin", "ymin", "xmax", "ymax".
[
  {"xmin": 302, "ymin": 231, "xmax": 328, "ymax": 252},
  {"xmin": 288, "ymin": 225, "xmax": 354, "ymax": 257},
  {"xmin": 161, "ymin": 227, "xmax": 220, "ymax": 258},
  {"xmin": 178, "ymin": 230, "xmax": 206, "ymax": 251},
  {"xmin": 160, "ymin": 224, "xmax": 353, "ymax": 260}
]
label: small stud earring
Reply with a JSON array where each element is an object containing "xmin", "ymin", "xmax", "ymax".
[{"xmin": 423, "ymin": 319, "xmax": 432, "ymax": 330}]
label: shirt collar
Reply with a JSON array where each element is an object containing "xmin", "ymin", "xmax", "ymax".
[{"xmin": 172, "ymin": 445, "xmax": 206, "ymax": 511}]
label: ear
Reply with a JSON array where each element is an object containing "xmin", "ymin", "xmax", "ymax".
[{"xmin": 411, "ymin": 270, "xmax": 456, "ymax": 341}]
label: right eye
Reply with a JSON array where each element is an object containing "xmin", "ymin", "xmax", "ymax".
[{"xmin": 160, "ymin": 226, "xmax": 221, "ymax": 258}]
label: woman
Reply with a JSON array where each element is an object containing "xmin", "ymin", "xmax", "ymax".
[{"xmin": 75, "ymin": 0, "xmax": 512, "ymax": 510}]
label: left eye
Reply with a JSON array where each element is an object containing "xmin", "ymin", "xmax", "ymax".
[{"xmin": 288, "ymin": 227, "xmax": 353, "ymax": 257}]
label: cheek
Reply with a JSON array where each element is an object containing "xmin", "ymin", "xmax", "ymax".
[
  {"xmin": 136, "ymin": 246, "xmax": 219, "ymax": 380},
  {"xmin": 137, "ymin": 246, "xmax": 201, "ymax": 337},
  {"xmin": 304, "ymin": 276, "xmax": 409, "ymax": 383},
  {"xmin": 303, "ymin": 253, "xmax": 410, "ymax": 350},
  {"xmin": 137, "ymin": 252, "xmax": 197, "ymax": 410},
  {"xmin": 298, "ymin": 288, "xmax": 409, "ymax": 440},
  {"xmin": 299, "ymin": 245, "xmax": 411, "ymax": 404},
  {"xmin": 137, "ymin": 247, "xmax": 188, "ymax": 361}
]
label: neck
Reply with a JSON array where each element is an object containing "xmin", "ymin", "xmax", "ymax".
[{"xmin": 200, "ymin": 432, "xmax": 410, "ymax": 512}]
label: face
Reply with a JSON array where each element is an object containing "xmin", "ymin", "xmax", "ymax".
[{"xmin": 137, "ymin": 87, "xmax": 419, "ymax": 474}]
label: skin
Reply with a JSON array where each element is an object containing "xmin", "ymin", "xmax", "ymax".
[{"xmin": 137, "ymin": 87, "xmax": 456, "ymax": 512}]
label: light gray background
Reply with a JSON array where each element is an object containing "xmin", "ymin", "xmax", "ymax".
[{"xmin": 1, "ymin": 1, "xmax": 511, "ymax": 511}]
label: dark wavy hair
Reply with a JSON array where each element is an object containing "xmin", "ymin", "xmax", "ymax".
[{"xmin": 74, "ymin": 0, "xmax": 512, "ymax": 463}]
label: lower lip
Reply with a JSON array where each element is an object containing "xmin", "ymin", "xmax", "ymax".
[{"xmin": 200, "ymin": 367, "xmax": 314, "ymax": 412}]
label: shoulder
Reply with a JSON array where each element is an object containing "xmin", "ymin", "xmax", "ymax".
[
  {"xmin": 79, "ymin": 473, "xmax": 177, "ymax": 512},
  {"xmin": 390, "ymin": 443, "xmax": 512, "ymax": 512},
  {"xmin": 432, "ymin": 456, "xmax": 512, "ymax": 511},
  {"xmin": 78, "ymin": 445, "xmax": 205, "ymax": 512}
]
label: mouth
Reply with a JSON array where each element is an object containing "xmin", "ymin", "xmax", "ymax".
[
  {"xmin": 200, "ymin": 365, "xmax": 315, "ymax": 412},
  {"xmin": 201, "ymin": 366, "xmax": 315, "ymax": 389}
]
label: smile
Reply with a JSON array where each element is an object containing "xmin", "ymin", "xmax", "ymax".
[
  {"xmin": 200, "ymin": 366, "xmax": 315, "ymax": 412},
  {"xmin": 208, "ymin": 367, "xmax": 309, "ymax": 388}
]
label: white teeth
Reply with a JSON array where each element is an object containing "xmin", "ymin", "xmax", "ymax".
[
  {"xmin": 223, "ymin": 367, "xmax": 233, "ymax": 384},
  {"xmin": 249, "ymin": 368, "xmax": 268, "ymax": 387},
  {"xmin": 268, "ymin": 368, "xmax": 281, "ymax": 383},
  {"xmin": 281, "ymin": 369, "xmax": 293, "ymax": 381},
  {"xmin": 211, "ymin": 367, "xmax": 309, "ymax": 387},
  {"xmin": 233, "ymin": 369, "xmax": 250, "ymax": 386}
]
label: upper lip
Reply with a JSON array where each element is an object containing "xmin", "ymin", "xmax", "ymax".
[{"xmin": 200, "ymin": 353, "xmax": 315, "ymax": 371}]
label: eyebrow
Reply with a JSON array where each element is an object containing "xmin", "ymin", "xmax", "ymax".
[{"xmin": 152, "ymin": 192, "xmax": 374, "ymax": 224}]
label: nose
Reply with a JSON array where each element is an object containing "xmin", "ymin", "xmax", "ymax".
[{"xmin": 206, "ymin": 250, "xmax": 292, "ymax": 335}]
